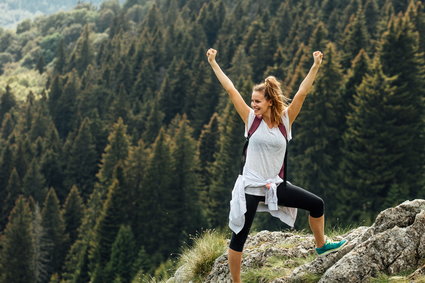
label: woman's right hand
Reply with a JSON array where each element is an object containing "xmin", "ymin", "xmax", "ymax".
[{"xmin": 206, "ymin": 48, "xmax": 217, "ymax": 63}]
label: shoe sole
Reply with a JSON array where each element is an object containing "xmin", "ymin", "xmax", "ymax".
[{"xmin": 317, "ymin": 240, "xmax": 348, "ymax": 256}]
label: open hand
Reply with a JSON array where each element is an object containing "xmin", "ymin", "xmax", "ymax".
[
  {"xmin": 313, "ymin": 51, "xmax": 323, "ymax": 66},
  {"xmin": 206, "ymin": 48, "xmax": 217, "ymax": 63}
]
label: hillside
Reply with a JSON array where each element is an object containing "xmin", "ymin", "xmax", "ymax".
[
  {"xmin": 168, "ymin": 200, "xmax": 425, "ymax": 283},
  {"xmin": 0, "ymin": 0, "xmax": 423, "ymax": 282}
]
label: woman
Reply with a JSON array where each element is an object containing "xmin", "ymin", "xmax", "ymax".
[{"xmin": 206, "ymin": 48, "xmax": 347, "ymax": 282}]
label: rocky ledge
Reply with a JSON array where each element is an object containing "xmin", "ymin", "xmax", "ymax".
[{"xmin": 203, "ymin": 199, "xmax": 425, "ymax": 282}]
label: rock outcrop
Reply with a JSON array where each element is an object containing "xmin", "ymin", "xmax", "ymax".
[{"xmin": 201, "ymin": 199, "xmax": 425, "ymax": 283}]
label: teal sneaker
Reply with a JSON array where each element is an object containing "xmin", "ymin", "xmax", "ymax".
[{"xmin": 316, "ymin": 239, "xmax": 347, "ymax": 256}]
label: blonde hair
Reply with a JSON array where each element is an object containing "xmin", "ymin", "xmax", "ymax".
[{"xmin": 253, "ymin": 76, "xmax": 290, "ymax": 127}]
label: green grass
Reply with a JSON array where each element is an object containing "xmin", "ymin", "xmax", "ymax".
[
  {"xmin": 175, "ymin": 229, "xmax": 228, "ymax": 283},
  {"xmin": 368, "ymin": 269, "xmax": 425, "ymax": 283}
]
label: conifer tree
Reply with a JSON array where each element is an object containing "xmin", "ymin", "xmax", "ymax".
[
  {"xmin": 142, "ymin": 99, "xmax": 165, "ymax": 144},
  {"xmin": 0, "ymin": 144, "xmax": 14, "ymax": 214},
  {"xmin": 50, "ymin": 71, "xmax": 79, "ymax": 139},
  {"xmin": 340, "ymin": 7, "xmax": 370, "ymax": 68},
  {"xmin": 308, "ymin": 21, "xmax": 329, "ymax": 53},
  {"xmin": 0, "ymin": 85, "xmax": 16, "ymax": 125},
  {"xmin": 169, "ymin": 115, "xmax": 204, "ymax": 242},
  {"xmin": 104, "ymin": 225, "xmax": 137, "ymax": 283},
  {"xmin": 1, "ymin": 168, "xmax": 22, "ymax": 230},
  {"xmin": 30, "ymin": 201, "xmax": 49, "ymax": 283},
  {"xmin": 36, "ymin": 55, "xmax": 45, "ymax": 74},
  {"xmin": 290, "ymin": 42, "xmax": 344, "ymax": 217},
  {"xmin": 198, "ymin": 113, "xmax": 220, "ymax": 176},
  {"xmin": 185, "ymin": 61, "xmax": 220, "ymax": 136},
  {"xmin": 63, "ymin": 185, "xmax": 84, "ymax": 245},
  {"xmin": 54, "ymin": 38, "xmax": 66, "ymax": 75},
  {"xmin": 364, "ymin": 0, "xmax": 379, "ymax": 38},
  {"xmin": 158, "ymin": 58, "xmax": 191, "ymax": 124},
  {"xmin": 0, "ymin": 112, "xmax": 14, "ymax": 140},
  {"xmin": 206, "ymin": 100, "xmax": 245, "ymax": 228},
  {"xmin": 22, "ymin": 159, "xmax": 47, "ymax": 204},
  {"xmin": 138, "ymin": 129, "xmax": 173, "ymax": 261},
  {"xmin": 124, "ymin": 140, "xmax": 148, "ymax": 244},
  {"xmin": 379, "ymin": 13, "xmax": 424, "ymax": 197},
  {"xmin": 96, "ymin": 117, "xmax": 130, "ymax": 189},
  {"xmin": 90, "ymin": 169, "xmax": 130, "ymax": 283},
  {"xmin": 196, "ymin": 1, "xmax": 225, "ymax": 46},
  {"xmin": 65, "ymin": 118, "xmax": 131, "ymax": 281},
  {"xmin": 40, "ymin": 150, "xmax": 65, "ymax": 201},
  {"xmin": 14, "ymin": 139, "xmax": 31, "ymax": 179},
  {"xmin": 340, "ymin": 60, "xmax": 402, "ymax": 224},
  {"xmin": 342, "ymin": 49, "xmax": 372, "ymax": 125},
  {"xmin": 65, "ymin": 117, "xmax": 98, "ymax": 198},
  {"xmin": 0, "ymin": 196, "xmax": 35, "ymax": 283},
  {"xmin": 41, "ymin": 188, "xmax": 68, "ymax": 277},
  {"xmin": 69, "ymin": 25, "xmax": 93, "ymax": 75},
  {"xmin": 28, "ymin": 108, "xmax": 53, "ymax": 142},
  {"xmin": 108, "ymin": 85, "xmax": 131, "ymax": 123},
  {"xmin": 132, "ymin": 246, "xmax": 152, "ymax": 276}
]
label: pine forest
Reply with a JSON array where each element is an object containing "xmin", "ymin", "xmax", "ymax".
[{"xmin": 0, "ymin": 0, "xmax": 423, "ymax": 282}]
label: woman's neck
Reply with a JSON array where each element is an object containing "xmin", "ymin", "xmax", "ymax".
[{"xmin": 262, "ymin": 111, "xmax": 276, "ymax": 128}]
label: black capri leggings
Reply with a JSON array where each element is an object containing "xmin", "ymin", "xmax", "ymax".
[{"xmin": 229, "ymin": 181, "xmax": 324, "ymax": 252}]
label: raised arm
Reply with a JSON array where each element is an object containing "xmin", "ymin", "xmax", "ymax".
[
  {"xmin": 287, "ymin": 51, "xmax": 323, "ymax": 126},
  {"xmin": 206, "ymin": 48, "xmax": 250, "ymax": 124}
]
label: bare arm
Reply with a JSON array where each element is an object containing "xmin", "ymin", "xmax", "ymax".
[
  {"xmin": 287, "ymin": 51, "xmax": 323, "ymax": 126},
  {"xmin": 206, "ymin": 48, "xmax": 250, "ymax": 124}
]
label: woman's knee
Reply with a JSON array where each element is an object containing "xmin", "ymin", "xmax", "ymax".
[
  {"xmin": 311, "ymin": 196, "xmax": 325, "ymax": 218},
  {"xmin": 229, "ymin": 233, "xmax": 246, "ymax": 252}
]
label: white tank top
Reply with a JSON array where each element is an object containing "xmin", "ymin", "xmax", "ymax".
[{"xmin": 243, "ymin": 108, "xmax": 292, "ymax": 196}]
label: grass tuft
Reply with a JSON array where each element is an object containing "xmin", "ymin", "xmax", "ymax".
[{"xmin": 176, "ymin": 229, "xmax": 227, "ymax": 282}]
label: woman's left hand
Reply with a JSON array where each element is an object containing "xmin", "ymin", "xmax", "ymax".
[{"xmin": 313, "ymin": 51, "xmax": 323, "ymax": 66}]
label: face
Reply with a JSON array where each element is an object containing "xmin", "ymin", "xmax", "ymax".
[{"xmin": 251, "ymin": 91, "xmax": 272, "ymax": 116}]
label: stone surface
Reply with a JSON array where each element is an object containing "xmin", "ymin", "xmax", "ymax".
[{"xmin": 171, "ymin": 199, "xmax": 425, "ymax": 283}]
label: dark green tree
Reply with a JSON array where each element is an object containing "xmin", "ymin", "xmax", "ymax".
[
  {"xmin": 132, "ymin": 245, "xmax": 152, "ymax": 276},
  {"xmin": 69, "ymin": 25, "xmax": 93, "ymax": 75},
  {"xmin": 1, "ymin": 112, "xmax": 15, "ymax": 140},
  {"xmin": 40, "ymin": 150, "xmax": 66, "ymax": 201},
  {"xmin": 342, "ymin": 49, "xmax": 372, "ymax": 125},
  {"xmin": 22, "ymin": 159, "xmax": 46, "ymax": 204},
  {"xmin": 90, "ymin": 171, "xmax": 129, "ymax": 283},
  {"xmin": 0, "ymin": 144, "xmax": 14, "ymax": 216},
  {"xmin": 138, "ymin": 129, "xmax": 173, "ymax": 261},
  {"xmin": 65, "ymin": 117, "xmax": 98, "ymax": 198},
  {"xmin": 36, "ymin": 55, "xmax": 45, "ymax": 74},
  {"xmin": 158, "ymin": 58, "xmax": 191, "ymax": 124},
  {"xmin": 340, "ymin": 7, "xmax": 370, "ymax": 68},
  {"xmin": 54, "ymin": 38, "xmax": 66, "ymax": 74},
  {"xmin": 63, "ymin": 185, "xmax": 84, "ymax": 245},
  {"xmin": 104, "ymin": 225, "xmax": 137, "ymax": 283},
  {"xmin": 0, "ymin": 85, "xmax": 16, "ymax": 125},
  {"xmin": 49, "ymin": 71, "xmax": 79, "ymax": 139},
  {"xmin": 290, "ymin": 42, "xmax": 345, "ymax": 222},
  {"xmin": 198, "ymin": 113, "xmax": 220, "ymax": 176},
  {"xmin": 1, "ymin": 168, "xmax": 22, "ymax": 230},
  {"xmin": 41, "ymin": 188, "xmax": 68, "ymax": 277},
  {"xmin": 169, "ymin": 115, "xmax": 204, "ymax": 242},
  {"xmin": 0, "ymin": 196, "xmax": 35, "ymax": 283},
  {"xmin": 340, "ymin": 60, "xmax": 402, "ymax": 224},
  {"xmin": 124, "ymin": 139, "xmax": 148, "ymax": 245},
  {"xmin": 379, "ymin": 13, "xmax": 425, "ymax": 197},
  {"xmin": 142, "ymin": 98, "xmax": 165, "ymax": 144},
  {"xmin": 206, "ymin": 100, "xmax": 245, "ymax": 228}
]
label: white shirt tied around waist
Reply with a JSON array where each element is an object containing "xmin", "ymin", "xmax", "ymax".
[{"xmin": 229, "ymin": 168, "xmax": 298, "ymax": 234}]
